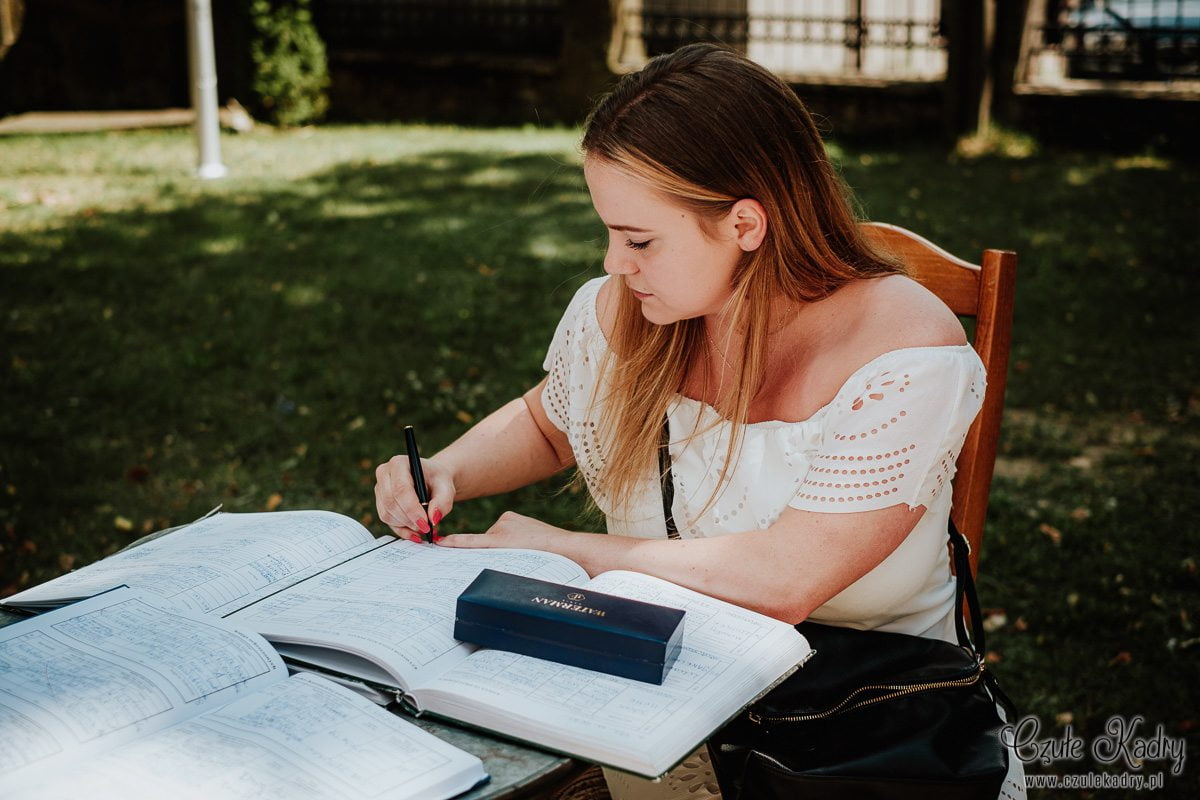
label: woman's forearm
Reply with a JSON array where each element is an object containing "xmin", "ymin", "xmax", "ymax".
[
  {"xmin": 467, "ymin": 503, "xmax": 925, "ymax": 624},
  {"xmin": 434, "ymin": 395, "xmax": 570, "ymax": 501},
  {"xmin": 532, "ymin": 529, "xmax": 800, "ymax": 619}
]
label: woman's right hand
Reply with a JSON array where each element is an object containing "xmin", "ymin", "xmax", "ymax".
[{"xmin": 374, "ymin": 455, "xmax": 456, "ymax": 541}]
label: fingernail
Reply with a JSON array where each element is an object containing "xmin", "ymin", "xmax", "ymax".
[
  {"xmin": 433, "ymin": 535, "xmax": 444, "ymax": 544},
  {"xmin": 431, "ymin": 508, "xmax": 442, "ymax": 525},
  {"xmin": 416, "ymin": 518, "xmax": 430, "ymax": 533},
  {"xmin": 408, "ymin": 534, "xmax": 422, "ymax": 543}
]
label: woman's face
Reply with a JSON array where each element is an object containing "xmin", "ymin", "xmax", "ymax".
[{"xmin": 584, "ymin": 158, "xmax": 745, "ymax": 326}]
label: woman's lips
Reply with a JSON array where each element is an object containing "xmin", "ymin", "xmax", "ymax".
[{"xmin": 631, "ymin": 289, "xmax": 652, "ymax": 300}]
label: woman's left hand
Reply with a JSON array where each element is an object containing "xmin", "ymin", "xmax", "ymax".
[{"xmin": 436, "ymin": 511, "xmax": 570, "ymax": 550}]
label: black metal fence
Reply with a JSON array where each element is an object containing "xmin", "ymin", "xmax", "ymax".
[
  {"xmin": 614, "ymin": 1, "xmax": 946, "ymax": 83},
  {"xmin": 303, "ymin": 0, "xmax": 1199, "ymax": 117}
]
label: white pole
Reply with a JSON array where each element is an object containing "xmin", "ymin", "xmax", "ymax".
[{"xmin": 186, "ymin": 0, "xmax": 227, "ymax": 179}]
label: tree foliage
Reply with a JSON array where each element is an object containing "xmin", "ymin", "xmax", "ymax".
[{"xmin": 250, "ymin": 0, "xmax": 330, "ymax": 127}]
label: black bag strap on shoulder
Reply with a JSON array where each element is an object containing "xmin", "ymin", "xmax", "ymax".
[
  {"xmin": 950, "ymin": 519, "xmax": 1018, "ymax": 719},
  {"xmin": 659, "ymin": 414, "xmax": 680, "ymax": 540},
  {"xmin": 950, "ymin": 519, "xmax": 985, "ymax": 655}
]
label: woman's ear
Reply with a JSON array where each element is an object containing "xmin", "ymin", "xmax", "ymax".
[{"xmin": 729, "ymin": 198, "xmax": 768, "ymax": 252}]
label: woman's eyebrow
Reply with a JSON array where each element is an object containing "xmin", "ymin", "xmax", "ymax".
[{"xmin": 607, "ymin": 224, "xmax": 653, "ymax": 233}]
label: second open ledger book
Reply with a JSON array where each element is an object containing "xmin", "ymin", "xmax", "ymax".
[
  {"xmin": 0, "ymin": 588, "xmax": 488, "ymax": 798},
  {"xmin": 2, "ymin": 510, "xmax": 814, "ymax": 779}
]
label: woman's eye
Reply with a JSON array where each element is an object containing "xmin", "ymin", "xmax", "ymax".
[{"xmin": 625, "ymin": 239, "xmax": 651, "ymax": 251}]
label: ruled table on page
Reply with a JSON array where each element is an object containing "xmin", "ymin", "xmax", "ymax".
[
  {"xmin": 2, "ymin": 511, "xmax": 386, "ymax": 616},
  {"xmin": 229, "ymin": 542, "xmax": 590, "ymax": 690}
]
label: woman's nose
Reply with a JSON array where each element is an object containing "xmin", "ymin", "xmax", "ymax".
[{"xmin": 603, "ymin": 246, "xmax": 637, "ymax": 276}]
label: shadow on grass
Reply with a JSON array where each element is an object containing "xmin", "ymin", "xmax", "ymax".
[{"xmin": 0, "ymin": 148, "xmax": 604, "ymax": 592}]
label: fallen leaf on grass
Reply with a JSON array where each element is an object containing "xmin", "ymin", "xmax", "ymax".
[
  {"xmin": 58, "ymin": 554, "xmax": 76, "ymax": 571},
  {"xmin": 1039, "ymin": 523, "xmax": 1062, "ymax": 544},
  {"xmin": 265, "ymin": 493, "xmax": 283, "ymax": 512},
  {"xmin": 983, "ymin": 610, "xmax": 1008, "ymax": 633},
  {"xmin": 113, "ymin": 516, "xmax": 133, "ymax": 532},
  {"xmin": 456, "ymin": 410, "xmax": 474, "ymax": 424},
  {"xmin": 1109, "ymin": 651, "xmax": 1133, "ymax": 666}
]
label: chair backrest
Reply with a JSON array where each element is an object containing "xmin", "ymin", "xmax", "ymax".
[{"xmin": 860, "ymin": 222, "xmax": 1017, "ymax": 577}]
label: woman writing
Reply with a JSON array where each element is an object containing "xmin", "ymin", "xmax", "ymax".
[{"xmin": 375, "ymin": 44, "xmax": 1022, "ymax": 800}]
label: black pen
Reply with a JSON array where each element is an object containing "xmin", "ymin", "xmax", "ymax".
[{"xmin": 403, "ymin": 425, "xmax": 434, "ymax": 542}]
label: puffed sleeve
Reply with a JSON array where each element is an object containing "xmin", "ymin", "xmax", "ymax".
[
  {"xmin": 789, "ymin": 346, "xmax": 987, "ymax": 513},
  {"xmin": 541, "ymin": 276, "xmax": 608, "ymax": 433}
]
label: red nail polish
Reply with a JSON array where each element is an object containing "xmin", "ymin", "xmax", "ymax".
[
  {"xmin": 408, "ymin": 534, "xmax": 422, "ymax": 544},
  {"xmin": 431, "ymin": 509, "xmax": 442, "ymax": 525},
  {"xmin": 416, "ymin": 518, "xmax": 430, "ymax": 534},
  {"xmin": 433, "ymin": 535, "xmax": 444, "ymax": 544}
]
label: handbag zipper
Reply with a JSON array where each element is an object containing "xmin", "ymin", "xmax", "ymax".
[{"xmin": 747, "ymin": 659, "xmax": 986, "ymax": 725}]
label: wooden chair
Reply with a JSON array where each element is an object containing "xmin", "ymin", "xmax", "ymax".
[{"xmin": 860, "ymin": 223, "xmax": 1017, "ymax": 578}]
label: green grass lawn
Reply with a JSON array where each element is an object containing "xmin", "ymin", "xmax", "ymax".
[{"xmin": 1, "ymin": 125, "xmax": 1197, "ymax": 797}]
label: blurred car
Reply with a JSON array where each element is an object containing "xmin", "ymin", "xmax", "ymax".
[{"xmin": 1061, "ymin": 0, "xmax": 1200, "ymax": 78}]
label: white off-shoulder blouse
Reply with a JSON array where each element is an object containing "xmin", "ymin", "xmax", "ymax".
[
  {"xmin": 541, "ymin": 276, "xmax": 1026, "ymax": 800},
  {"xmin": 541, "ymin": 276, "xmax": 987, "ymax": 642}
]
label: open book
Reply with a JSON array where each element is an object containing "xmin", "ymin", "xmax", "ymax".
[
  {"xmin": 0, "ymin": 586, "xmax": 487, "ymax": 799},
  {"xmin": 3, "ymin": 510, "xmax": 813, "ymax": 778}
]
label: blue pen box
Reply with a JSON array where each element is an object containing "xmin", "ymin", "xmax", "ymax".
[{"xmin": 454, "ymin": 569, "xmax": 686, "ymax": 685}]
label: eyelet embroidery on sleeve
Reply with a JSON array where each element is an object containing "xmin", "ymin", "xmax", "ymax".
[
  {"xmin": 796, "ymin": 446, "xmax": 916, "ymax": 504},
  {"xmin": 848, "ymin": 372, "xmax": 910, "ymax": 411},
  {"xmin": 791, "ymin": 349, "xmax": 987, "ymax": 512},
  {"xmin": 541, "ymin": 280, "xmax": 612, "ymax": 508}
]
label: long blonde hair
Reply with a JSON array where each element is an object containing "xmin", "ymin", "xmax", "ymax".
[{"xmin": 580, "ymin": 44, "xmax": 902, "ymax": 520}]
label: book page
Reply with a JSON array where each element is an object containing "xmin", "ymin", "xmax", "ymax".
[
  {"xmin": 228, "ymin": 540, "xmax": 590, "ymax": 693},
  {"xmin": 419, "ymin": 570, "xmax": 811, "ymax": 777},
  {"xmin": 1, "ymin": 510, "xmax": 387, "ymax": 615},
  {"xmin": 0, "ymin": 587, "xmax": 286, "ymax": 793},
  {"xmin": 12, "ymin": 674, "xmax": 488, "ymax": 800}
]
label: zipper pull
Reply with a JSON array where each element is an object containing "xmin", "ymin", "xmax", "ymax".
[{"xmin": 747, "ymin": 710, "xmax": 762, "ymax": 725}]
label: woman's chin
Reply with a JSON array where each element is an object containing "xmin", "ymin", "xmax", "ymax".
[{"xmin": 640, "ymin": 307, "xmax": 679, "ymax": 326}]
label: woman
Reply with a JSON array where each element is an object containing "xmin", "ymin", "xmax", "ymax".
[{"xmin": 375, "ymin": 44, "xmax": 1024, "ymax": 800}]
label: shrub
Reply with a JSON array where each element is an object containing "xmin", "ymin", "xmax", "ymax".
[{"xmin": 250, "ymin": 0, "xmax": 330, "ymax": 127}]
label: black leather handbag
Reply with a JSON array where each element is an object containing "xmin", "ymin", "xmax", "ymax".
[{"xmin": 658, "ymin": 422, "xmax": 1016, "ymax": 799}]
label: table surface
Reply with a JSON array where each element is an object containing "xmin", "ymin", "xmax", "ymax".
[{"xmin": 0, "ymin": 606, "xmax": 579, "ymax": 800}]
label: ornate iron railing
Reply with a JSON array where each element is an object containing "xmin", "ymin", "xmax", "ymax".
[{"xmin": 614, "ymin": 1, "xmax": 947, "ymax": 83}]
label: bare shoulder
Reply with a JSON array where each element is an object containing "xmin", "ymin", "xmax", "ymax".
[
  {"xmin": 765, "ymin": 275, "xmax": 968, "ymax": 421},
  {"xmin": 832, "ymin": 274, "xmax": 966, "ymax": 354}
]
